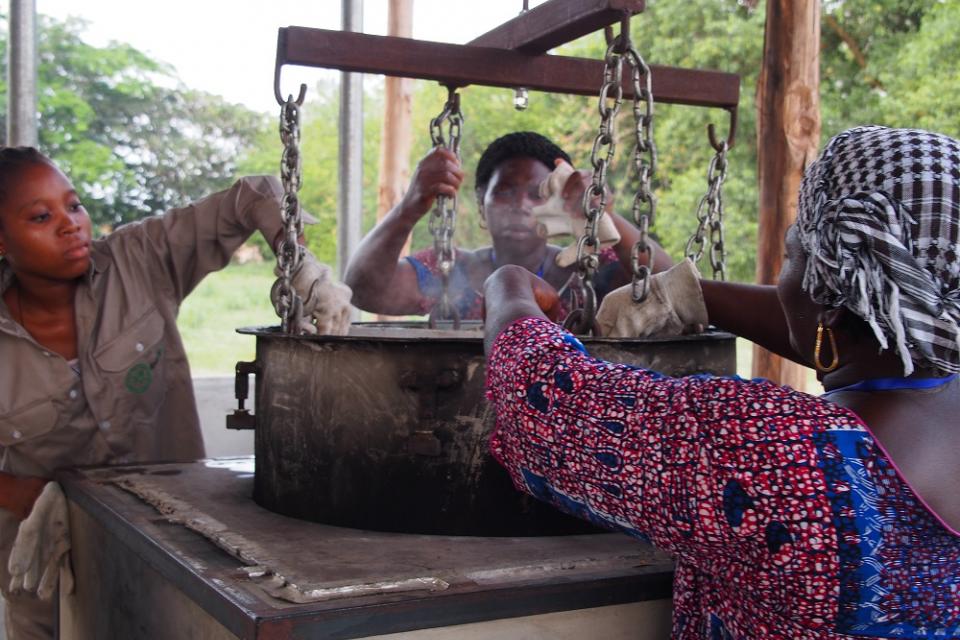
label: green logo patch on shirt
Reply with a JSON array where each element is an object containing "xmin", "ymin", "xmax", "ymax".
[{"xmin": 125, "ymin": 363, "xmax": 153, "ymax": 394}]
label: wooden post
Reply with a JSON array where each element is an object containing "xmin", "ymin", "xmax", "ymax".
[
  {"xmin": 376, "ymin": 0, "xmax": 414, "ymax": 237},
  {"xmin": 753, "ymin": 0, "xmax": 821, "ymax": 388}
]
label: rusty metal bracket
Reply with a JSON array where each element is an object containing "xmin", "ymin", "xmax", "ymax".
[
  {"xmin": 226, "ymin": 361, "xmax": 258, "ymax": 430},
  {"xmin": 276, "ymin": 27, "xmax": 740, "ymax": 110},
  {"xmin": 707, "ymin": 105, "xmax": 739, "ymax": 151},
  {"xmin": 274, "ymin": 29, "xmax": 307, "ymax": 107},
  {"xmin": 468, "ymin": 0, "xmax": 645, "ymax": 54}
]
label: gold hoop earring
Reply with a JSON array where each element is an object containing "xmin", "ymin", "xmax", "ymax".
[
  {"xmin": 478, "ymin": 213, "xmax": 488, "ymax": 230},
  {"xmin": 814, "ymin": 323, "xmax": 839, "ymax": 373}
]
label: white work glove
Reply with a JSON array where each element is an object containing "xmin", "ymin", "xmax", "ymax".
[
  {"xmin": 272, "ymin": 248, "xmax": 353, "ymax": 336},
  {"xmin": 596, "ymin": 258, "xmax": 708, "ymax": 338},
  {"xmin": 531, "ymin": 160, "xmax": 621, "ymax": 268},
  {"xmin": 8, "ymin": 482, "xmax": 74, "ymax": 601}
]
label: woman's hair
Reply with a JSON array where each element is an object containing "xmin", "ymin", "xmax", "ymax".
[
  {"xmin": 796, "ymin": 126, "xmax": 960, "ymax": 375},
  {"xmin": 474, "ymin": 131, "xmax": 572, "ymax": 196},
  {"xmin": 0, "ymin": 146, "xmax": 54, "ymax": 211}
]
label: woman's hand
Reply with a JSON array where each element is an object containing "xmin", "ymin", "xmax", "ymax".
[
  {"xmin": 0, "ymin": 474, "xmax": 50, "ymax": 521},
  {"xmin": 398, "ymin": 147, "xmax": 464, "ymax": 223},
  {"xmin": 483, "ymin": 265, "xmax": 561, "ymax": 353}
]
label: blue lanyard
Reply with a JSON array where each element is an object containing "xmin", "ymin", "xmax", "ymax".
[
  {"xmin": 490, "ymin": 249, "xmax": 546, "ymax": 278},
  {"xmin": 822, "ymin": 374, "xmax": 957, "ymax": 397}
]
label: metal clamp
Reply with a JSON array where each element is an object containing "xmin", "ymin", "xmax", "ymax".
[{"xmin": 226, "ymin": 361, "xmax": 259, "ymax": 430}]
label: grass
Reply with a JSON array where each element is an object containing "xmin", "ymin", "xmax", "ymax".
[{"xmin": 177, "ymin": 261, "xmax": 279, "ymax": 376}]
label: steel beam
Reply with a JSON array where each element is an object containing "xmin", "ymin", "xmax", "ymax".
[
  {"xmin": 468, "ymin": 0, "xmax": 645, "ymax": 54},
  {"xmin": 7, "ymin": 0, "xmax": 38, "ymax": 146},
  {"xmin": 278, "ymin": 27, "xmax": 739, "ymax": 109}
]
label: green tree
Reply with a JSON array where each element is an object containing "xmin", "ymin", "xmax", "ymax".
[{"xmin": 0, "ymin": 15, "xmax": 269, "ymax": 229}]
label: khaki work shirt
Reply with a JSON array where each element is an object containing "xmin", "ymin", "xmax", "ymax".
[{"xmin": 0, "ymin": 176, "xmax": 284, "ymax": 580}]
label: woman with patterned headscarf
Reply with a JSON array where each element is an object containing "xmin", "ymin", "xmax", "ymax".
[{"xmin": 482, "ymin": 126, "xmax": 960, "ymax": 638}]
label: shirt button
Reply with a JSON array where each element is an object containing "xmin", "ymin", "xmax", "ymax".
[
  {"xmin": 135, "ymin": 343, "xmax": 145, "ymax": 352},
  {"xmin": 100, "ymin": 420, "xmax": 111, "ymax": 431},
  {"xmin": 42, "ymin": 351, "xmax": 51, "ymax": 357},
  {"xmin": 11, "ymin": 430, "xmax": 21, "ymax": 439},
  {"xmin": 69, "ymin": 389, "xmax": 78, "ymax": 400}
]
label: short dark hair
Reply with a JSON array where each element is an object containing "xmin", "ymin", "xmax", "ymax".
[
  {"xmin": 0, "ymin": 147, "xmax": 53, "ymax": 212},
  {"xmin": 474, "ymin": 131, "xmax": 572, "ymax": 195}
]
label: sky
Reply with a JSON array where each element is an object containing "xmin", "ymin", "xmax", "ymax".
[{"xmin": 35, "ymin": 0, "xmax": 547, "ymax": 114}]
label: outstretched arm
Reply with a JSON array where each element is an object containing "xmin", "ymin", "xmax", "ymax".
[
  {"xmin": 483, "ymin": 265, "xmax": 562, "ymax": 354},
  {"xmin": 701, "ymin": 279, "xmax": 806, "ymax": 364},
  {"xmin": 344, "ymin": 147, "xmax": 463, "ymax": 315}
]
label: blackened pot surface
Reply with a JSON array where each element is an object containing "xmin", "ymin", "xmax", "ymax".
[{"xmin": 238, "ymin": 322, "xmax": 736, "ymax": 536}]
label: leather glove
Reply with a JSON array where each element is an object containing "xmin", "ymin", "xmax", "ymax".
[
  {"xmin": 272, "ymin": 248, "xmax": 353, "ymax": 336},
  {"xmin": 8, "ymin": 482, "xmax": 74, "ymax": 601},
  {"xmin": 531, "ymin": 160, "xmax": 621, "ymax": 268},
  {"xmin": 596, "ymin": 258, "xmax": 708, "ymax": 338}
]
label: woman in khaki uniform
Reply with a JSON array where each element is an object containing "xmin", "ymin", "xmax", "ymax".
[{"xmin": 0, "ymin": 147, "xmax": 351, "ymax": 639}]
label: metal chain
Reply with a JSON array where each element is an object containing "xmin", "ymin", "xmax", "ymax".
[
  {"xmin": 427, "ymin": 88, "xmax": 464, "ymax": 329},
  {"xmin": 562, "ymin": 35, "xmax": 623, "ymax": 336},
  {"xmin": 685, "ymin": 139, "xmax": 729, "ymax": 280},
  {"xmin": 274, "ymin": 96, "xmax": 306, "ymax": 333},
  {"xmin": 623, "ymin": 38, "xmax": 657, "ymax": 302}
]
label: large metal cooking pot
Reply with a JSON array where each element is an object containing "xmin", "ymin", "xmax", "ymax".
[{"xmin": 232, "ymin": 322, "xmax": 736, "ymax": 536}]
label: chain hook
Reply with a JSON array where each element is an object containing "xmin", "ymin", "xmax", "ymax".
[
  {"xmin": 274, "ymin": 31, "xmax": 307, "ymax": 107},
  {"xmin": 707, "ymin": 105, "xmax": 738, "ymax": 152}
]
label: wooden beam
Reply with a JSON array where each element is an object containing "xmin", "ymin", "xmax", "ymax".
[
  {"xmin": 753, "ymin": 0, "xmax": 821, "ymax": 389},
  {"xmin": 467, "ymin": 0, "xmax": 645, "ymax": 54},
  {"xmin": 278, "ymin": 27, "xmax": 739, "ymax": 110}
]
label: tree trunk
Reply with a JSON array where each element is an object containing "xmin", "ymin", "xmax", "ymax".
[
  {"xmin": 753, "ymin": 0, "xmax": 821, "ymax": 389},
  {"xmin": 377, "ymin": 0, "xmax": 414, "ymax": 234},
  {"xmin": 374, "ymin": 0, "xmax": 414, "ymax": 322}
]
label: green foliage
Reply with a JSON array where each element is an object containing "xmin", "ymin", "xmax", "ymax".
[
  {"xmin": 177, "ymin": 262, "xmax": 278, "ymax": 375},
  {"xmin": 14, "ymin": 3, "xmax": 958, "ymax": 288},
  {"xmin": 0, "ymin": 15, "xmax": 270, "ymax": 229}
]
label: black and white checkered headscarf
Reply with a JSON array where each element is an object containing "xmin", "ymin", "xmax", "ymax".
[{"xmin": 796, "ymin": 126, "xmax": 960, "ymax": 375}]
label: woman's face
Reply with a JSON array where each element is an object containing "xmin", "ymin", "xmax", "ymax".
[
  {"xmin": 777, "ymin": 225, "xmax": 822, "ymax": 364},
  {"xmin": 479, "ymin": 156, "xmax": 550, "ymax": 253},
  {"xmin": 0, "ymin": 161, "xmax": 92, "ymax": 282}
]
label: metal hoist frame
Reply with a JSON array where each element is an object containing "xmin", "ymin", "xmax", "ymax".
[{"xmin": 268, "ymin": 1, "xmax": 741, "ymax": 335}]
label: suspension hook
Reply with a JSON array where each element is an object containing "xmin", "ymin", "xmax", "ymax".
[
  {"xmin": 274, "ymin": 30, "xmax": 307, "ymax": 107},
  {"xmin": 707, "ymin": 105, "xmax": 738, "ymax": 152}
]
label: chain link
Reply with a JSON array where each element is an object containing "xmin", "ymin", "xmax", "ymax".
[
  {"xmin": 564, "ymin": 19, "xmax": 658, "ymax": 332},
  {"xmin": 427, "ymin": 88, "xmax": 464, "ymax": 329},
  {"xmin": 274, "ymin": 96, "xmax": 306, "ymax": 333},
  {"xmin": 623, "ymin": 40, "xmax": 657, "ymax": 302},
  {"xmin": 685, "ymin": 139, "xmax": 728, "ymax": 280},
  {"xmin": 562, "ymin": 36, "xmax": 624, "ymax": 336}
]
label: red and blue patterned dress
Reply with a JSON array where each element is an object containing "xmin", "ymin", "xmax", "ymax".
[{"xmin": 486, "ymin": 317, "xmax": 960, "ymax": 639}]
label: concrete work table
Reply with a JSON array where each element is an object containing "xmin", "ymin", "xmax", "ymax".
[{"xmin": 58, "ymin": 458, "xmax": 675, "ymax": 639}]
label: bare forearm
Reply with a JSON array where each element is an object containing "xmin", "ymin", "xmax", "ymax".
[
  {"xmin": 344, "ymin": 207, "xmax": 417, "ymax": 311},
  {"xmin": 483, "ymin": 266, "xmax": 547, "ymax": 354},
  {"xmin": 701, "ymin": 280, "xmax": 805, "ymax": 363}
]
